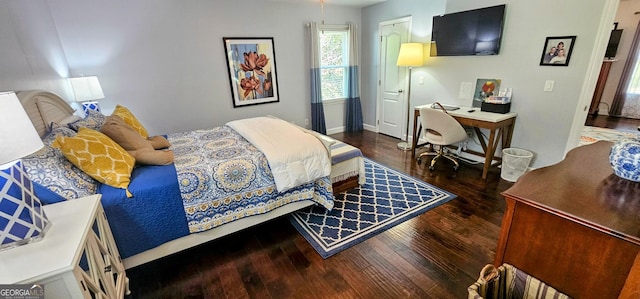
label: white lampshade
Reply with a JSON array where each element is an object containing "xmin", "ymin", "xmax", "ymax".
[
  {"xmin": 0, "ymin": 92, "xmax": 44, "ymax": 166},
  {"xmin": 70, "ymin": 76, "xmax": 105, "ymax": 102},
  {"xmin": 397, "ymin": 43, "xmax": 424, "ymax": 67}
]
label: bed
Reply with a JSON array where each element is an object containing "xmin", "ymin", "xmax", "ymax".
[{"xmin": 17, "ymin": 89, "xmax": 364, "ymax": 269}]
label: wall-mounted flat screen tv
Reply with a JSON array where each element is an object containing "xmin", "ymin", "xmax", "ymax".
[
  {"xmin": 431, "ymin": 4, "xmax": 506, "ymax": 56},
  {"xmin": 605, "ymin": 29, "xmax": 623, "ymax": 58}
]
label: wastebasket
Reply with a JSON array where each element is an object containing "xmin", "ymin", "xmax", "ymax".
[{"xmin": 501, "ymin": 148, "xmax": 533, "ymax": 182}]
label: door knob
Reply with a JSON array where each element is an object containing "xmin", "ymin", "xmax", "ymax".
[{"xmin": 398, "ymin": 89, "xmax": 403, "ymax": 93}]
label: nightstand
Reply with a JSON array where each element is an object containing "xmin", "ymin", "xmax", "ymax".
[{"xmin": 0, "ymin": 194, "xmax": 130, "ymax": 298}]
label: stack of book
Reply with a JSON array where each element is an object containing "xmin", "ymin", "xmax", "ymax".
[{"xmin": 486, "ymin": 88, "xmax": 512, "ymax": 104}]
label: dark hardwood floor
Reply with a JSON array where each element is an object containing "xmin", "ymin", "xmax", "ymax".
[
  {"xmin": 127, "ymin": 131, "xmax": 513, "ymax": 299},
  {"xmin": 585, "ymin": 114, "xmax": 639, "ymax": 132},
  {"xmin": 126, "ymin": 115, "xmax": 632, "ymax": 299}
]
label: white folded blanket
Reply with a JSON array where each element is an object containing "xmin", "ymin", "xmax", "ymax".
[{"xmin": 226, "ymin": 117, "xmax": 331, "ymax": 192}]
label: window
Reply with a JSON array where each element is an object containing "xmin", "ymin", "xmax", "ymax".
[{"xmin": 319, "ymin": 29, "xmax": 349, "ymax": 101}]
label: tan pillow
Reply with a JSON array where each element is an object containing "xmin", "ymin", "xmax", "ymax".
[
  {"xmin": 148, "ymin": 135, "xmax": 171, "ymax": 149},
  {"xmin": 135, "ymin": 150, "xmax": 174, "ymax": 166},
  {"xmin": 101, "ymin": 115, "xmax": 148, "ymax": 150},
  {"xmin": 113, "ymin": 104, "xmax": 149, "ymax": 138},
  {"xmin": 101, "ymin": 115, "xmax": 174, "ymax": 165}
]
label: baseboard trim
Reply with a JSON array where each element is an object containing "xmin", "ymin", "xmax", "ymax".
[{"xmin": 326, "ymin": 123, "xmax": 378, "ymax": 135}]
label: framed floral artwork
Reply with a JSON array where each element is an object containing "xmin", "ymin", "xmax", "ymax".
[{"xmin": 223, "ymin": 37, "xmax": 280, "ymax": 107}]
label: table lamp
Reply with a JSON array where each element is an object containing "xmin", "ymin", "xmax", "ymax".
[
  {"xmin": 396, "ymin": 43, "xmax": 424, "ymax": 150},
  {"xmin": 70, "ymin": 76, "xmax": 105, "ymax": 116},
  {"xmin": 0, "ymin": 92, "xmax": 49, "ymax": 251}
]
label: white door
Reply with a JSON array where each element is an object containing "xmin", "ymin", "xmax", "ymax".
[{"xmin": 378, "ymin": 17, "xmax": 411, "ymax": 138}]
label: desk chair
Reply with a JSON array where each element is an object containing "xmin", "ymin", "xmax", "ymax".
[{"xmin": 417, "ymin": 105, "xmax": 468, "ymax": 171}]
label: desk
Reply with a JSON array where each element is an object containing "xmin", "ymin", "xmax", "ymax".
[
  {"xmin": 496, "ymin": 141, "xmax": 640, "ymax": 298},
  {"xmin": 411, "ymin": 105, "xmax": 517, "ymax": 179}
]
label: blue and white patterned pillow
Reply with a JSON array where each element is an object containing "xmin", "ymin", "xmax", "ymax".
[
  {"xmin": 47, "ymin": 115, "xmax": 82, "ymax": 134},
  {"xmin": 22, "ymin": 127, "xmax": 98, "ymax": 202},
  {"xmin": 67, "ymin": 109, "xmax": 107, "ymax": 131},
  {"xmin": 43, "ymin": 126, "xmax": 76, "ymax": 146}
]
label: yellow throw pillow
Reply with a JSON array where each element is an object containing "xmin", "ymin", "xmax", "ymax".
[
  {"xmin": 113, "ymin": 104, "xmax": 149, "ymax": 138},
  {"xmin": 52, "ymin": 127, "xmax": 135, "ymax": 197}
]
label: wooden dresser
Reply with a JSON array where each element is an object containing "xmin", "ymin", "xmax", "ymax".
[{"xmin": 496, "ymin": 141, "xmax": 640, "ymax": 299}]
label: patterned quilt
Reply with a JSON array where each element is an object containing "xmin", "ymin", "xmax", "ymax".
[{"xmin": 168, "ymin": 126, "xmax": 334, "ymax": 233}]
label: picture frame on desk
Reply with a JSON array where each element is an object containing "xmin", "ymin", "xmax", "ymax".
[{"xmin": 473, "ymin": 79, "xmax": 501, "ymax": 108}]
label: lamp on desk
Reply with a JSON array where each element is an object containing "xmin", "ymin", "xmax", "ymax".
[
  {"xmin": 396, "ymin": 43, "xmax": 424, "ymax": 151},
  {"xmin": 0, "ymin": 92, "xmax": 50, "ymax": 251},
  {"xmin": 70, "ymin": 76, "xmax": 105, "ymax": 116}
]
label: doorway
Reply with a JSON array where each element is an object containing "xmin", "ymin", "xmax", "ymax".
[
  {"xmin": 567, "ymin": 0, "xmax": 621, "ymax": 152},
  {"xmin": 377, "ymin": 16, "xmax": 411, "ymax": 139},
  {"xmin": 595, "ymin": 0, "xmax": 640, "ymax": 120},
  {"xmin": 582, "ymin": 0, "xmax": 640, "ymax": 135}
]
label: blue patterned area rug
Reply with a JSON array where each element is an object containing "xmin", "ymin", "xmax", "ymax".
[{"xmin": 289, "ymin": 158, "xmax": 457, "ymax": 258}]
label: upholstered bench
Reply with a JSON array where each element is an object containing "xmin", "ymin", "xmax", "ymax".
[
  {"xmin": 329, "ymin": 139, "xmax": 365, "ymax": 193},
  {"xmin": 272, "ymin": 116, "xmax": 364, "ymax": 194}
]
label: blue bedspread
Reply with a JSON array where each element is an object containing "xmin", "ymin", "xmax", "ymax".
[{"xmin": 99, "ymin": 164, "xmax": 189, "ymax": 259}]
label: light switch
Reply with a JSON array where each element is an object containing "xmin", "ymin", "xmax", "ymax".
[
  {"xmin": 544, "ymin": 80, "xmax": 555, "ymax": 92},
  {"xmin": 419, "ymin": 76, "xmax": 424, "ymax": 85}
]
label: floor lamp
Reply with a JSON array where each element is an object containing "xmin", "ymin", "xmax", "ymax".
[{"xmin": 396, "ymin": 43, "xmax": 424, "ymax": 151}]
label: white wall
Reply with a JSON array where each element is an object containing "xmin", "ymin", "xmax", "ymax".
[
  {"xmin": 2, "ymin": 0, "xmax": 360, "ymax": 135},
  {"xmin": 360, "ymin": 0, "xmax": 447, "ymax": 132},
  {"xmin": 600, "ymin": 0, "xmax": 640, "ymax": 115},
  {"xmin": 0, "ymin": 1, "xmax": 73, "ymax": 98},
  {"xmin": 362, "ymin": 0, "xmax": 613, "ymax": 167}
]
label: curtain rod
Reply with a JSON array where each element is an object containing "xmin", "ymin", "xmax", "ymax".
[{"xmin": 305, "ymin": 22, "xmax": 352, "ymax": 28}]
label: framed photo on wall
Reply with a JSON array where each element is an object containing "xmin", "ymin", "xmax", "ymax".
[
  {"xmin": 223, "ymin": 37, "xmax": 280, "ymax": 107},
  {"xmin": 539, "ymin": 36, "xmax": 577, "ymax": 66}
]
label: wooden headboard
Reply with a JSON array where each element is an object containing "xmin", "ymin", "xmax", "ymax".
[{"xmin": 16, "ymin": 90, "xmax": 75, "ymax": 137}]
